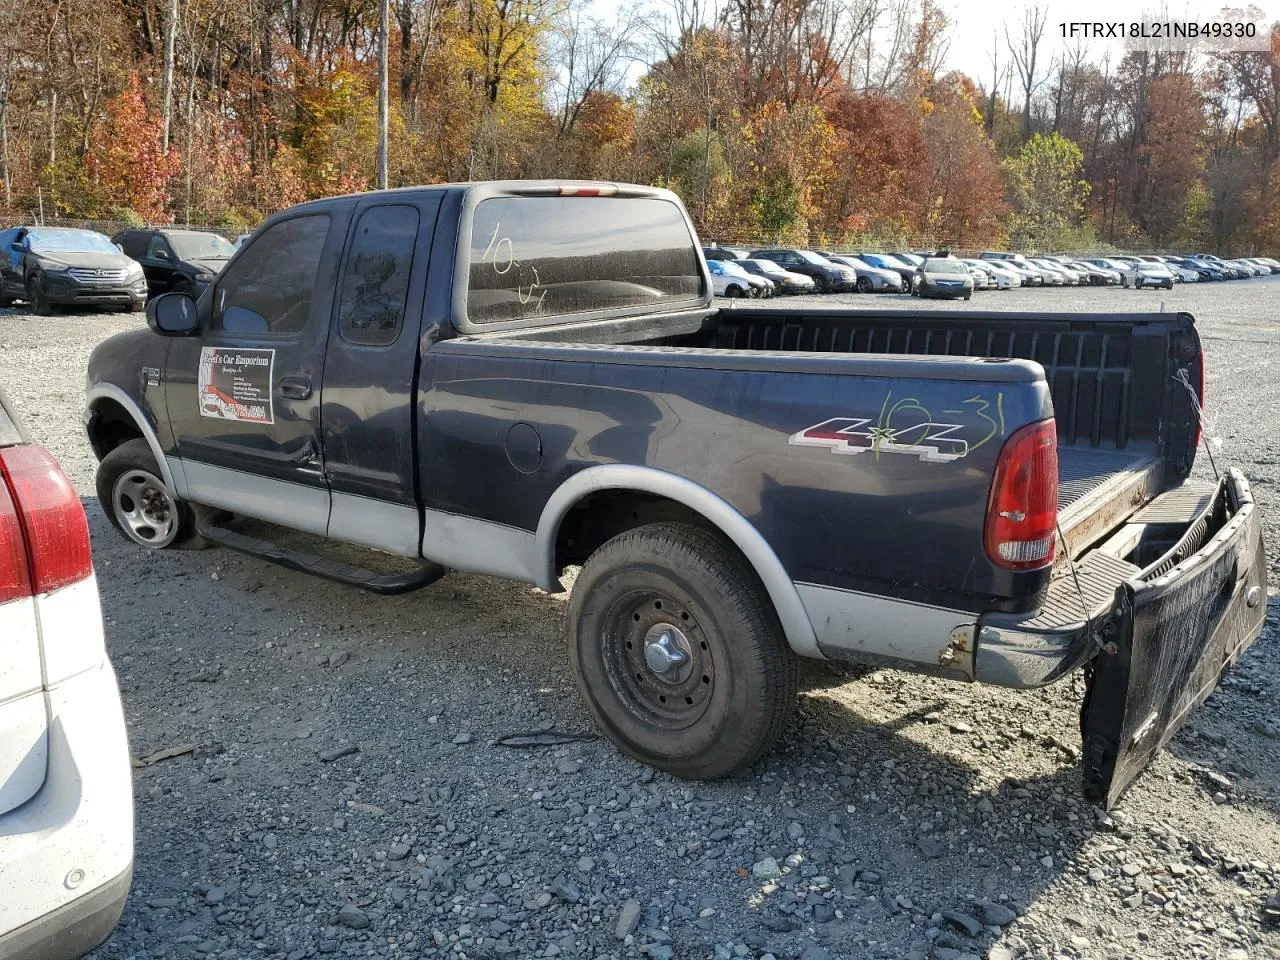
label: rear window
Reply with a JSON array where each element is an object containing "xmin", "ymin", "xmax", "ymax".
[{"xmin": 466, "ymin": 196, "xmax": 704, "ymax": 324}]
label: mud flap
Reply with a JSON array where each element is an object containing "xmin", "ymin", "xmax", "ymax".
[{"xmin": 1081, "ymin": 469, "xmax": 1268, "ymax": 808}]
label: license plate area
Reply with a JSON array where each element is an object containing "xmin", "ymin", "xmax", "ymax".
[{"xmin": 1081, "ymin": 470, "xmax": 1267, "ymax": 807}]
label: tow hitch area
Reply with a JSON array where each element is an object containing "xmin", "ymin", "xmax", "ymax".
[{"xmin": 1081, "ymin": 469, "xmax": 1267, "ymax": 808}]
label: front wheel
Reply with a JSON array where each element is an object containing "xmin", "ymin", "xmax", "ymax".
[
  {"xmin": 963, "ymin": 293, "xmax": 972, "ymax": 301},
  {"xmin": 568, "ymin": 522, "xmax": 798, "ymax": 780},
  {"xmin": 26, "ymin": 277, "xmax": 51, "ymax": 315},
  {"xmin": 855, "ymin": 276, "xmax": 872, "ymax": 293},
  {"xmin": 97, "ymin": 438, "xmax": 199, "ymax": 549},
  {"xmin": 725, "ymin": 285, "xmax": 742, "ymax": 299}
]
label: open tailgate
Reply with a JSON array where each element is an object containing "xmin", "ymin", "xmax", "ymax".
[{"xmin": 1081, "ymin": 469, "xmax": 1268, "ymax": 807}]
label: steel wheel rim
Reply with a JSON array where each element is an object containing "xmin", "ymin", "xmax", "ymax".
[
  {"xmin": 111, "ymin": 468, "xmax": 178, "ymax": 548},
  {"xmin": 601, "ymin": 591, "xmax": 715, "ymax": 729}
]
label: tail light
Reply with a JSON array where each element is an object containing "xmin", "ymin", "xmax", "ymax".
[
  {"xmin": 0, "ymin": 443, "xmax": 94, "ymax": 594},
  {"xmin": 0, "ymin": 473, "xmax": 29, "ymax": 604},
  {"xmin": 985, "ymin": 420, "xmax": 1059, "ymax": 571}
]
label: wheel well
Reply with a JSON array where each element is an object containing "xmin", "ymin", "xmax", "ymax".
[
  {"xmin": 554, "ymin": 490, "xmax": 723, "ymax": 573},
  {"xmin": 86, "ymin": 399, "xmax": 144, "ymax": 461}
]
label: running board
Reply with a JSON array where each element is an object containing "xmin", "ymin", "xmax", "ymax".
[{"xmin": 197, "ymin": 519, "xmax": 445, "ymax": 595}]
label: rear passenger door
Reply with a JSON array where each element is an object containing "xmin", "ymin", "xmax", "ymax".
[
  {"xmin": 141, "ymin": 233, "xmax": 178, "ymax": 294},
  {"xmin": 321, "ymin": 195, "xmax": 441, "ymax": 556},
  {"xmin": 164, "ymin": 207, "xmax": 350, "ymax": 534}
]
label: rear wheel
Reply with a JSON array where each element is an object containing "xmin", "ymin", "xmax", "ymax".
[
  {"xmin": 855, "ymin": 276, "xmax": 872, "ymax": 293},
  {"xmin": 97, "ymin": 438, "xmax": 199, "ymax": 550},
  {"xmin": 568, "ymin": 521, "xmax": 798, "ymax": 779}
]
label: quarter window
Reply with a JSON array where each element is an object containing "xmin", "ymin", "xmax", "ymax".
[
  {"xmin": 337, "ymin": 205, "xmax": 419, "ymax": 345},
  {"xmin": 212, "ymin": 215, "xmax": 329, "ymax": 335}
]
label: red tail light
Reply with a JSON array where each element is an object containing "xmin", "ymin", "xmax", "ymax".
[
  {"xmin": 0, "ymin": 473, "xmax": 29, "ymax": 604},
  {"xmin": 985, "ymin": 420, "xmax": 1059, "ymax": 571},
  {"xmin": 0, "ymin": 444, "xmax": 93, "ymax": 595}
]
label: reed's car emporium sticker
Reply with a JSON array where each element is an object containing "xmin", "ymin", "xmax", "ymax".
[{"xmin": 198, "ymin": 347, "xmax": 274, "ymax": 424}]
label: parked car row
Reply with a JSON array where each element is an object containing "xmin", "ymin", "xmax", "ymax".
[
  {"xmin": 0, "ymin": 225, "xmax": 237, "ymax": 314},
  {"xmin": 703, "ymin": 243, "xmax": 1280, "ymax": 301}
]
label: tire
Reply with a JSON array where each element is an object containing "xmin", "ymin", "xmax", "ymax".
[
  {"xmin": 963, "ymin": 293, "xmax": 972, "ymax": 301},
  {"xmin": 1164, "ymin": 280, "xmax": 1174, "ymax": 290},
  {"xmin": 812, "ymin": 275, "xmax": 828, "ymax": 294},
  {"xmin": 128, "ymin": 300, "xmax": 145, "ymax": 313},
  {"xmin": 855, "ymin": 276, "xmax": 872, "ymax": 293},
  {"xmin": 725, "ymin": 285, "xmax": 742, "ymax": 299},
  {"xmin": 26, "ymin": 276, "xmax": 51, "ymax": 315},
  {"xmin": 900, "ymin": 277, "xmax": 910, "ymax": 293},
  {"xmin": 96, "ymin": 438, "xmax": 200, "ymax": 549},
  {"xmin": 568, "ymin": 521, "xmax": 799, "ymax": 780}
]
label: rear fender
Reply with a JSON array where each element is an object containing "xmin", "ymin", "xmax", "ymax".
[{"xmin": 534, "ymin": 464, "xmax": 822, "ymax": 659}]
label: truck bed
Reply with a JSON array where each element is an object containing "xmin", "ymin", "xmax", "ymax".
[{"xmin": 696, "ymin": 306, "xmax": 1198, "ymax": 555}]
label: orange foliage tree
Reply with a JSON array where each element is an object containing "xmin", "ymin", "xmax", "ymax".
[{"xmin": 84, "ymin": 74, "xmax": 179, "ymax": 223}]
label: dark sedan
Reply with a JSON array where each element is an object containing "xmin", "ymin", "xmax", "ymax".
[
  {"xmin": 913, "ymin": 257, "xmax": 974, "ymax": 300},
  {"xmin": 748, "ymin": 248, "xmax": 856, "ymax": 293}
]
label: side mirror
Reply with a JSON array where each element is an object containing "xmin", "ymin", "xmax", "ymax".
[
  {"xmin": 155, "ymin": 249, "xmax": 169, "ymax": 260},
  {"xmin": 146, "ymin": 292, "xmax": 199, "ymax": 336},
  {"xmin": 9, "ymin": 242, "xmax": 21, "ymax": 253}
]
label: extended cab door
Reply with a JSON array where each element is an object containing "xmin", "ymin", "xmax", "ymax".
[
  {"xmin": 163, "ymin": 206, "xmax": 350, "ymax": 534},
  {"xmin": 320, "ymin": 195, "xmax": 441, "ymax": 556}
]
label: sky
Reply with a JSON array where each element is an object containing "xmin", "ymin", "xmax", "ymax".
[
  {"xmin": 591, "ymin": 0, "xmax": 1280, "ymax": 92},
  {"xmin": 943, "ymin": 0, "xmax": 1280, "ymax": 84}
]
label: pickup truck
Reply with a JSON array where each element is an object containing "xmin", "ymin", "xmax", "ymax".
[{"xmin": 84, "ymin": 181, "xmax": 1267, "ymax": 807}]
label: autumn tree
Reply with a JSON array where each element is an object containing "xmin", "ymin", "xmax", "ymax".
[
  {"xmin": 1003, "ymin": 131, "xmax": 1089, "ymax": 248},
  {"xmin": 83, "ymin": 74, "xmax": 179, "ymax": 221}
]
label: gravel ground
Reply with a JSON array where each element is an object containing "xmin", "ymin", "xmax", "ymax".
[{"xmin": 2, "ymin": 280, "xmax": 1280, "ymax": 960}]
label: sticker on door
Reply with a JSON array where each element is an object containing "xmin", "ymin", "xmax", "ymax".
[{"xmin": 198, "ymin": 346, "xmax": 275, "ymax": 424}]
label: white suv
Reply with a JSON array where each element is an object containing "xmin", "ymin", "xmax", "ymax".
[{"xmin": 0, "ymin": 391, "xmax": 133, "ymax": 958}]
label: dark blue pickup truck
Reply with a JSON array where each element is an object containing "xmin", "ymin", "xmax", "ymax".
[{"xmin": 83, "ymin": 181, "xmax": 1267, "ymax": 806}]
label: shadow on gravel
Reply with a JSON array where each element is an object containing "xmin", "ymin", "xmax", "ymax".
[{"xmin": 784, "ymin": 688, "xmax": 1101, "ymax": 957}]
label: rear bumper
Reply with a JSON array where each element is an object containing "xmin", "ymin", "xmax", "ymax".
[
  {"xmin": 0, "ymin": 865, "xmax": 130, "ymax": 960},
  {"xmin": 0, "ymin": 662, "xmax": 134, "ymax": 951}
]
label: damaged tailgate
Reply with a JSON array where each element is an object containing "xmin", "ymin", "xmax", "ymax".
[{"xmin": 1081, "ymin": 468, "xmax": 1268, "ymax": 808}]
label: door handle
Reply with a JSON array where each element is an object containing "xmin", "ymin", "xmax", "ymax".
[{"xmin": 278, "ymin": 375, "xmax": 312, "ymax": 400}]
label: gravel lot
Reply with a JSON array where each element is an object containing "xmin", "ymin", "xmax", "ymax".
[{"xmin": 3, "ymin": 280, "xmax": 1280, "ymax": 960}]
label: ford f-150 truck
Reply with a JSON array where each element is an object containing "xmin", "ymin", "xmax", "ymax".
[{"xmin": 83, "ymin": 181, "xmax": 1267, "ymax": 807}]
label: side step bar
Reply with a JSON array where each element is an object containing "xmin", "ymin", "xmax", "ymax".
[{"xmin": 197, "ymin": 518, "xmax": 446, "ymax": 595}]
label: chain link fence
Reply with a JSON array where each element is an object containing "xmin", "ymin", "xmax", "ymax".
[{"xmin": 6, "ymin": 217, "xmax": 249, "ymax": 240}]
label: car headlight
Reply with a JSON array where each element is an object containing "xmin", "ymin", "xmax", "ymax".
[{"xmin": 38, "ymin": 261, "xmax": 69, "ymax": 274}]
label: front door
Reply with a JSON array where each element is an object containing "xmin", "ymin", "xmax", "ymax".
[
  {"xmin": 164, "ymin": 206, "xmax": 351, "ymax": 535},
  {"xmin": 141, "ymin": 233, "xmax": 178, "ymax": 293}
]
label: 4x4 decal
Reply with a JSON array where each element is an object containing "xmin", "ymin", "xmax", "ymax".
[{"xmin": 788, "ymin": 416, "xmax": 969, "ymax": 463}]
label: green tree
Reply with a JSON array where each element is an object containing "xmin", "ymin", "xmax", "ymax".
[{"xmin": 1003, "ymin": 131, "xmax": 1090, "ymax": 248}]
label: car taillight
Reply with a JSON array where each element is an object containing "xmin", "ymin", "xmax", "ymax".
[
  {"xmin": 0, "ymin": 444, "xmax": 93, "ymax": 594},
  {"xmin": 985, "ymin": 420, "xmax": 1059, "ymax": 571},
  {"xmin": 0, "ymin": 473, "xmax": 30, "ymax": 603}
]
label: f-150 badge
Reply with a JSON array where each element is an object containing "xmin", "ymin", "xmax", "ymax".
[{"xmin": 789, "ymin": 416, "xmax": 969, "ymax": 463}]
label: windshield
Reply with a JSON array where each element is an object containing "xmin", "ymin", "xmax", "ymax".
[
  {"xmin": 796, "ymin": 250, "xmax": 832, "ymax": 266},
  {"xmin": 923, "ymin": 258, "xmax": 966, "ymax": 274},
  {"xmin": 169, "ymin": 232, "xmax": 236, "ymax": 260},
  {"xmin": 718, "ymin": 260, "xmax": 750, "ymax": 278},
  {"xmin": 1139, "ymin": 263, "xmax": 1164, "ymax": 272},
  {"xmin": 26, "ymin": 229, "xmax": 117, "ymax": 255},
  {"xmin": 837, "ymin": 256, "xmax": 870, "ymax": 269},
  {"xmin": 895, "ymin": 253, "xmax": 924, "ymax": 265},
  {"xmin": 742, "ymin": 258, "xmax": 784, "ymax": 275}
]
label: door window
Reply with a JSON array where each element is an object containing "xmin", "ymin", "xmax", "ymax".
[
  {"xmin": 212, "ymin": 215, "xmax": 330, "ymax": 335},
  {"xmin": 337, "ymin": 205, "xmax": 419, "ymax": 346},
  {"xmin": 146, "ymin": 235, "xmax": 173, "ymax": 260}
]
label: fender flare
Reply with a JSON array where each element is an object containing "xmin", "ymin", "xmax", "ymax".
[
  {"xmin": 533, "ymin": 464, "xmax": 822, "ymax": 659},
  {"xmin": 84, "ymin": 384, "xmax": 179, "ymax": 494}
]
